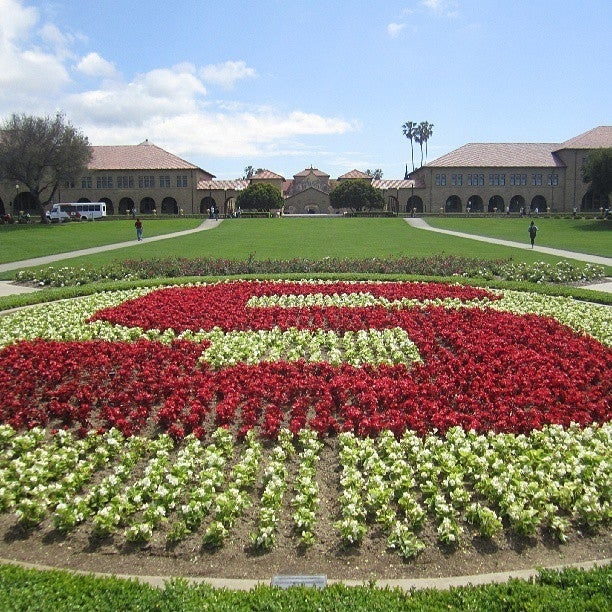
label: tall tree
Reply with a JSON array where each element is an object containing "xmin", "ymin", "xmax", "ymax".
[
  {"xmin": 582, "ymin": 148, "xmax": 612, "ymax": 201},
  {"xmin": 0, "ymin": 113, "xmax": 91, "ymax": 211},
  {"xmin": 235, "ymin": 182, "xmax": 284, "ymax": 211},
  {"xmin": 402, "ymin": 121, "xmax": 417, "ymax": 172},
  {"xmin": 365, "ymin": 169, "xmax": 383, "ymax": 180},
  {"xmin": 419, "ymin": 121, "xmax": 434, "ymax": 164},
  {"xmin": 243, "ymin": 165, "xmax": 255, "ymax": 179},
  {"xmin": 414, "ymin": 123, "xmax": 425, "ymax": 168},
  {"xmin": 330, "ymin": 180, "xmax": 384, "ymax": 212}
]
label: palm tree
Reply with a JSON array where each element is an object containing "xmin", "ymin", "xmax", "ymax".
[
  {"xmin": 414, "ymin": 123, "xmax": 425, "ymax": 168},
  {"xmin": 420, "ymin": 122, "xmax": 434, "ymax": 164},
  {"xmin": 402, "ymin": 121, "xmax": 417, "ymax": 172}
]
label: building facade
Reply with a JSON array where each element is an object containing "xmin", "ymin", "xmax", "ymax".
[
  {"xmin": 1, "ymin": 126, "xmax": 609, "ymax": 217},
  {"xmin": 412, "ymin": 126, "xmax": 612, "ymax": 214}
]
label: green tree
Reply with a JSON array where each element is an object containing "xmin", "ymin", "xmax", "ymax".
[
  {"xmin": 365, "ymin": 169, "xmax": 383, "ymax": 180},
  {"xmin": 330, "ymin": 180, "xmax": 384, "ymax": 212},
  {"xmin": 0, "ymin": 113, "xmax": 92, "ymax": 212},
  {"xmin": 582, "ymin": 148, "xmax": 612, "ymax": 200},
  {"xmin": 402, "ymin": 121, "xmax": 417, "ymax": 172},
  {"xmin": 235, "ymin": 182, "xmax": 284, "ymax": 211}
]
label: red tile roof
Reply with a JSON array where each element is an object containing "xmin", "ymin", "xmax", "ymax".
[
  {"xmin": 556, "ymin": 126, "xmax": 612, "ymax": 150},
  {"xmin": 372, "ymin": 179, "xmax": 419, "ymax": 189},
  {"xmin": 293, "ymin": 167, "xmax": 330, "ymax": 178},
  {"xmin": 252, "ymin": 169, "xmax": 285, "ymax": 180},
  {"xmin": 198, "ymin": 180, "xmax": 248, "ymax": 190},
  {"xmin": 428, "ymin": 143, "xmax": 563, "ymax": 168},
  {"xmin": 338, "ymin": 169, "xmax": 371, "ymax": 179},
  {"xmin": 90, "ymin": 141, "xmax": 210, "ymax": 173}
]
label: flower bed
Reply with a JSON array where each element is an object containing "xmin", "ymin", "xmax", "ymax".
[{"xmin": 0, "ymin": 280, "xmax": 610, "ymax": 558}]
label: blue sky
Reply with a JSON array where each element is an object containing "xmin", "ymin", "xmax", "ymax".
[{"xmin": 1, "ymin": 0, "xmax": 610, "ymax": 180}]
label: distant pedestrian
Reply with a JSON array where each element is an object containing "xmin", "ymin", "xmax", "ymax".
[
  {"xmin": 135, "ymin": 218, "xmax": 143, "ymax": 241},
  {"xmin": 528, "ymin": 220, "xmax": 538, "ymax": 248}
]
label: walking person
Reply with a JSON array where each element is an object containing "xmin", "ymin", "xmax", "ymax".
[
  {"xmin": 135, "ymin": 218, "xmax": 143, "ymax": 241},
  {"xmin": 528, "ymin": 220, "xmax": 538, "ymax": 248}
]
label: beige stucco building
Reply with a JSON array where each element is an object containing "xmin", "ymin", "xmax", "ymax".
[
  {"xmin": 1, "ymin": 126, "xmax": 609, "ymax": 217},
  {"xmin": 412, "ymin": 126, "xmax": 612, "ymax": 214}
]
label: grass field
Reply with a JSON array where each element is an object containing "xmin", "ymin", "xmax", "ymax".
[
  {"xmin": 426, "ymin": 216, "xmax": 611, "ymax": 257},
  {"xmin": 1, "ymin": 217, "xmax": 610, "ymax": 279},
  {"xmin": 0, "ymin": 218, "xmax": 201, "ymax": 264}
]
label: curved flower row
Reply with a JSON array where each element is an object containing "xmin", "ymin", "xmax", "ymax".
[{"xmin": 0, "ymin": 423, "xmax": 608, "ymax": 558}]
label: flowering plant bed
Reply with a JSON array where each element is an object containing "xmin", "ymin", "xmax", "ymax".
[{"xmin": 0, "ymin": 280, "xmax": 609, "ymax": 577}]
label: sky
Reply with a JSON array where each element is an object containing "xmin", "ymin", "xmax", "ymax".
[{"xmin": 0, "ymin": 0, "xmax": 610, "ymax": 180}]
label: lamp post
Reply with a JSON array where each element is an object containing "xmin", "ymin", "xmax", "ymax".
[{"xmin": 14, "ymin": 184, "xmax": 20, "ymax": 215}]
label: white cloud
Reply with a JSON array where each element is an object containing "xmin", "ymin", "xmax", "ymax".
[
  {"xmin": 199, "ymin": 60, "xmax": 257, "ymax": 89},
  {"xmin": 0, "ymin": 2, "xmax": 355, "ymax": 166},
  {"xmin": 421, "ymin": 0, "xmax": 459, "ymax": 18},
  {"xmin": 0, "ymin": 0, "xmax": 70, "ymax": 99},
  {"xmin": 76, "ymin": 52, "xmax": 117, "ymax": 78},
  {"xmin": 387, "ymin": 22, "xmax": 406, "ymax": 38}
]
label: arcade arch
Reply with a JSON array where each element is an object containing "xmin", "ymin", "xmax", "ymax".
[
  {"xmin": 488, "ymin": 195, "xmax": 505, "ymax": 213},
  {"xmin": 161, "ymin": 197, "xmax": 178, "ymax": 215},
  {"xmin": 445, "ymin": 195, "xmax": 462, "ymax": 213},
  {"xmin": 140, "ymin": 197, "xmax": 156, "ymax": 214},
  {"xmin": 119, "ymin": 197, "xmax": 134, "ymax": 215},
  {"xmin": 530, "ymin": 195, "xmax": 546, "ymax": 213},
  {"xmin": 200, "ymin": 196, "xmax": 216, "ymax": 215},
  {"xmin": 407, "ymin": 195, "xmax": 423, "ymax": 213},
  {"xmin": 466, "ymin": 195, "xmax": 483, "ymax": 212},
  {"xmin": 99, "ymin": 198, "xmax": 114, "ymax": 215},
  {"xmin": 510, "ymin": 195, "xmax": 525, "ymax": 212}
]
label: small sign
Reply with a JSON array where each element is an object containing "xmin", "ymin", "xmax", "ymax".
[{"xmin": 271, "ymin": 575, "xmax": 327, "ymax": 589}]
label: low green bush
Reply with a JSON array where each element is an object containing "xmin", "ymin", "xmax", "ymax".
[{"xmin": 0, "ymin": 564, "xmax": 609, "ymax": 611}]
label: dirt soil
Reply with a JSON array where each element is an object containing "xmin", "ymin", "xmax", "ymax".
[
  {"xmin": 0, "ymin": 521, "xmax": 610, "ymax": 583},
  {"xmin": 0, "ymin": 436, "xmax": 609, "ymax": 582}
]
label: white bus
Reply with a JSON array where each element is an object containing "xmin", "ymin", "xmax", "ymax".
[{"xmin": 49, "ymin": 202, "xmax": 107, "ymax": 222}]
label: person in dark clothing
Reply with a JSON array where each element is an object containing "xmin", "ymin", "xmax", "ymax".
[{"xmin": 528, "ymin": 220, "xmax": 538, "ymax": 248}]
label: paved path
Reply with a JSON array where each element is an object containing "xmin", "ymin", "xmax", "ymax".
[
  {"xmin": 0, "ymin": 218, "xmax": 610, "ymax": 295},
  {"xmin": 404, "ymin": 217, "xmax": 612, "ymax": 267},
  {"xmin": 0, "ymin": 219, "xmax": 222, "ymax": 296},
  {"xmin": 404, "ymin": 218, "xmax": 612, "ymax": 294},
  {"xmin": 0, "ymin": 219, "xmax": 223, "ymax": 274},
  {"xmin": 1, "ymin": 557, "xmax": 609, "ymax": 592}
]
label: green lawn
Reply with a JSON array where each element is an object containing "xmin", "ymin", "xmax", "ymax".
[
  {"xmin": 1, "ymin": 217, "xmax": 610, "ymax": 279},
  {"xmin": 425, "ymin": 217, "xmax": 611, "ymax": 257},
  {"xmin": 0, "ymin": 218, "xmax": 202, "ymax": 264}
]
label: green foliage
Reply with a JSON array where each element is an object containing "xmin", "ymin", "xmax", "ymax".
[
  {"xmin": 0, "ymin": 564, "xmax": 610, "ymax": 610},
  {"xmin": 330, "ymin": 180, "xmax": 385, "ymax": 212},
  {"xmin": 582, "ymin": 147, "xmax": 612, "ymax": 197},
  {"xmin": 0, "ymin": 113, "xmax": 91, "ymax": 209},
  {"xmin": 235, "ymin": 182, "xmax": 284, "ymax": 211}
]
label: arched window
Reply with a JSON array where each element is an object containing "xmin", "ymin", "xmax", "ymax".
[{"xmin": 488, "ymin": 195, "xmax": 504, "ymax": 213}]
